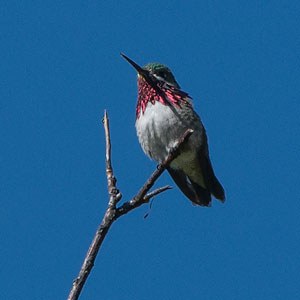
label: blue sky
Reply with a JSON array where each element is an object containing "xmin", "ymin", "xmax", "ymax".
[{"xmin": 1, "ymin": 1, "xmax": 300, "ymax": 299}]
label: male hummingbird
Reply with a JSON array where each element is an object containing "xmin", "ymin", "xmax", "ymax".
[{"xmin": 121, "ymin": 53, "xmax": 225, "ymax": 206}]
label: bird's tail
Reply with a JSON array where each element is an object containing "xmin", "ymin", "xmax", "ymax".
[
  {"xmin": 210, "ymin": 175, "xmax": 225, "ymax": 201},
  {"xmin": 167, "ymin": 167, "xmax": 212, "ymax": 206}
]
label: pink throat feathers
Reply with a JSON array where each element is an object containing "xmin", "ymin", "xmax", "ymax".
[{"xmin": 136, "ymin": 77, "xmax": 192, "ymax": 119}]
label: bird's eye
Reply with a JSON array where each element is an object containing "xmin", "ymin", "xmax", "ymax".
[{"xmin": 157, "ymin": 71, "xmax": 167, "ymax": 79}]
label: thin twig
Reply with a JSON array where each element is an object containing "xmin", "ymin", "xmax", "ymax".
[
  {"xmin": 67, "ymin": 111, "xmax": 193, "ymax": 300},
  {"xmin": 104, "ymin": 110, "xmax": 122, "ymax": 207},
  {"xmin": 68, "ymin": 111, "xmax": 119, "ymax": 300},
  {"xmin": 144, "ymin": 185, "xmax": 172, "ymax": 201},
  {"xmin": 115, "ymin": 185, "xmax": 172, "ymax": 218}
]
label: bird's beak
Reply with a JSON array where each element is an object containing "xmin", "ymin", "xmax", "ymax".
[
  {"xmin": 121, "ymin": 53, "xmax": 154, "ymax": 86},
  {"xmin": 121, "ymin": 53, "xmax": 144, "ymax": 74}
]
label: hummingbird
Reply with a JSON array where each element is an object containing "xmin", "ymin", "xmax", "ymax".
[{"xmin": 121, "ymin": 53, "xmax": 225, "ymax": 206}]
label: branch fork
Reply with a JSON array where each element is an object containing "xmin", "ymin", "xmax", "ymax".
[{"xmin": 67, "ymin": 111, "xmax": 193, "ymax": 300}]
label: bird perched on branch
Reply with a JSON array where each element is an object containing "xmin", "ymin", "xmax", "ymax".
[{"xmin": 121, "ymin": 53, "xmax": 225, "ymax": 206}]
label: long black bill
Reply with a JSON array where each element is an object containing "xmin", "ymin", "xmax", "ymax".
[
  {"xmin": 121, "ymin": 53, "xmax": 155, "ymax": 88},
  {"xmin": 120, "ymin": 53, "xmax": 144, "ymax": 74}
]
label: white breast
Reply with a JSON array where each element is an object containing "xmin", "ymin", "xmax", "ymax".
[{"xmin": 135, "ymin": 101, "xmax": 192, "ymax": 162}]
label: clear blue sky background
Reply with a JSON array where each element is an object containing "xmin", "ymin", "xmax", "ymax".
[{"xmin": 1, "ymin": 1, "xmax": 300, "ymax": 299}]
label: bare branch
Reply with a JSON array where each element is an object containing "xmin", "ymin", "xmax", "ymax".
[
  {"xmin": 104, "ymin": 110, "xmax": 122, "ymax": 207},
  {"xmin": 68, "ymin": 111, "xmax": 120, "ymax": 300},
  {"xmin": 115, "ymin": 185, "xmax": 172, "ymax": 218},
  {"xmin": 67, "ymin": 112, "xmax": 193, "ymax": 300},
  {"xmin": 144, "ymin": 185, "xmax": 172, "ymax": 201}
]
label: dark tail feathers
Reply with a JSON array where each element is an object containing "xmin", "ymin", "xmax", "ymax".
[{"xmin": 167, "ymin": 168, "xmax": 213, "ymax": 206}]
